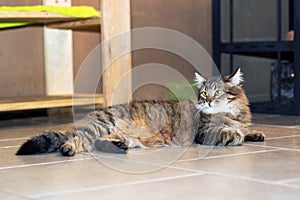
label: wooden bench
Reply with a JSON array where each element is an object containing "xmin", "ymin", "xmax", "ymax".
[{"xmin": 0, "ymin": 0, "xmax": 132, "ymax": 112}]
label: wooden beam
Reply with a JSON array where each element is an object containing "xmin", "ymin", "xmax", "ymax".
[
  {"xmin": 101, "ymin": 0, "xmax": 132, "ymax": 106},
  {"xmin": 0, "ymin": 94, "xmax": 104, "ymax": 112},
  {"xmin": 43, "ymin": 0, "xmax": 74, "ymax": 96},
  {"xmin": 47, "ymin": 17, "xmax": 100, "ymax": 32},
  {"xmin": 0, "ymin": 11, "xmax": 76, "ymax": 23}
]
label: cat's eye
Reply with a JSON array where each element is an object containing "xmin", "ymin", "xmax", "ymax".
[
  {"xmin": 201, "ymin": 91, "xmax": 208, "ymax": 97},
  {"xmin": 215, "ymin": 90, "xmax": 222, "ymax": 96}
]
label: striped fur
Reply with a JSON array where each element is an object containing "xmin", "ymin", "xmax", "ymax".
[
  {"xmin": 16, "ymin": 68, "xmax": 264, "ymax": 156},
  {"xmin": 16, "ymin": 100, "xmax": 198, "ymax": 156}
]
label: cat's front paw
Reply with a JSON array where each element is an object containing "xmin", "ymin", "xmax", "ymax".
[
  {"xmin": 218, "ymin": 128, "xmax": 243, "ymax": 146},
  {"xmin": 60, "ymin": 142, "xmax": 76, "ymax": 156}
]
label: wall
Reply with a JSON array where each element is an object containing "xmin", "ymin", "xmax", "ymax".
[
  {"xmin": 0, "ymin": 0, "xmax": 44, "ymax": 98},
  {"xmin": 0, "ymin": 1, "xmax": 212, "ymax": 100},
  {"xmin": 72, "ymin": 0, "xmax": 100, "ymax": 79},
  {"xmin": 131, "ymin": 0, "xmax": 212, "ymax": 100}
]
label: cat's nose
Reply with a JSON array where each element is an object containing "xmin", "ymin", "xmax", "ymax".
[{"xmin": 206, "ymin": 97, "xmax": 212, "ymax": 107}]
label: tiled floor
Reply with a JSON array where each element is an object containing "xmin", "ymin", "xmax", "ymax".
[{"xmin": 0, "ymin": 114, "xmax": 300, "ymax": 199}]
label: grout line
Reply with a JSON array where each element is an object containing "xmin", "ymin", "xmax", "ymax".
[
  {"xmin": 83, "ymin": 148, "xmax": 280, "ymax": 172},
  {"xmin": 165, "ymin": 165, "xmax": 300, "ymax": 190},
  {"xmin": 30, "ymin": 172, "xmax": 204, "ymax": 198},
  {"xmin": 174, "ymin": 158, "xmax": 203, "ymax": 163},
  {"xmin": 0, "ymin": 157, "xmax": 93, "ymax": 171},
  {"xmin": 281, "ymin": 183, "xmax": 300, "ymax": 188},
  {"xmin": 205, "ymin": 171, "xmax": 300, "ymax": 189},
  {"xmin": 162, "ymin": 165, "xmax": 206, "ymax": 174},
  {"xmin": 244, "ymin": 143, "xmax": 300, "ymax": 152},
  {"xmin": 203, "ymin": 149, "xmax": 280, "ymax": 160},
  {"xmin": 0, "ymin": 188, "xmax": 34, "ymax": 200},
  {"xmin": 252, "ymin": 124, "xmax": 300, "ymax": 129},
  {"xmin": 83, "ymin": 149, "xmax": 279, "ymax": 173},
  {"xmin": 80, "ymin": 151, "xmax": 211, "ymax": 175},
  {"xmin": 278, "ymin": 177, "xmax": 300, "ymax": 184},
  {"xmin": 0, "ymin": 137, "xmax": 29, "ymax": 142},
  {"xmin": 0, "ymin": 145, "xmax": 20, "ymax": 149},
  {"xmin": 175, "ymin": 149, "xmax": 279, "ymax": 162},
  {"xmin": 175, "ymin": 147, "xmax": 281, "ymax": 163},
  {"xmin": 266, "ymin": 135, "xmax": 300, "ymax": 140},
  {"xmin": 83, "ymin": 152, "xmax": 190, "ymax": 174},
  {"xmin": 87, "ymin": 146, "xmax": 279, "ymax": 165}
]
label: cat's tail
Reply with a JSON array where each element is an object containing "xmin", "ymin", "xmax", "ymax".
[{"xmin": 16, "ymin": 130, "xmax": 67, "ymax": 155}]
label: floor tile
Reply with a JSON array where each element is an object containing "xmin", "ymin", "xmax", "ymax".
[
  {"xmin": 0, "ymin": 124, "xmax": 69, "ymax": 140},
  {"xmin": 0, "ymin": 139, "xmax": 25, "ymax": 148},
  {"xmin": 252, "ymin": 114, "xmax": 300, "ymax": 126},
  {"xmin": 263, "ymin": 136, "xmax": 300, "ymax": 150},
  {"xmin": 0, "ymin": 157, "xmax": 195, "ymax": 198},
  {"xmin": 284, "ymin": 179, "xmax": 300, "ymax": 187},
  {"xmin": 250, "ymin": 124, "xmax": 300, "ymax": 138},
  {"xmin": 0, "ymin": 115, "xmax": 73, "ymax": 129},
  {"xmin": 40, "ymin": 174, "xmax": 300, "ymax": 200},
  {"xmin": 89, "ymin": 148, "xmax": 185, "ymax": 172},
  {"xmin": 172, "ymin": 150, "xmax": 300, "ymax": 182},
  {"xmin": 188, "ymin": 144, "xmax": 271, "ymax": 161},
  {"xmin": 0, "ymin": 190, "xmax": 28, "ymax": 200},
  {"xmin": 0, "ymin": 145, "xmax": 89, "ymax": 169},
  {"xmin": 95, "ymin": 143, "xmax": 272, "ymax": 167},
  {"xmin": 0, "ymin": 114, "xmax": 300, "ymax": 200},
  {"xmin": 89, "ymin": 151, "xmax": 183, "ymax": 173}
]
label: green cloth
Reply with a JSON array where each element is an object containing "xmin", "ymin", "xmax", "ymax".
[
  {"xmin": 0, "ymin": 5, "xmax": 99, "ymax": 29},
  {"xmin": 167, "ymin": 81, "xmax": 198, "ymax": 101}
]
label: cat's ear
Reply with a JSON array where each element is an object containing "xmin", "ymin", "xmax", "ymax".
[
  {"xmin": 229, "ymin": 67, "xmax": 243, "ymax": 86},
  {"xmin": 194, "ymin": 72, "xmax": 207, "ymax": 87}
]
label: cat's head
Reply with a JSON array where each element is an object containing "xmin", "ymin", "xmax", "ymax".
[{"xmin": 194, "ymin": 68, "xmax": 248, "ymax": 114}]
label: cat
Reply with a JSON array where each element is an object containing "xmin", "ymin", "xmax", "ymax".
[{"xmin": 16, "ymin": 68, "xmax": 265, "ymax": 156}]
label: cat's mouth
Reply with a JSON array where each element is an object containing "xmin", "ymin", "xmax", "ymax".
[
  {"xmin": 204, "ymin": 102, "xmax": 214, "ymax": 109},
  {"xmin": 197, "ymin": 101, "xmax": 228, "ymax": 113},
  {"xmin": 197, "ymin": 102, "xmax": 215, "ymax": 110}
]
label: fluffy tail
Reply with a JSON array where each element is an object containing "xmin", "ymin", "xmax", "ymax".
[{"xmin": 16, "ymin": 131, "xmax": 67, "ymax": 155}]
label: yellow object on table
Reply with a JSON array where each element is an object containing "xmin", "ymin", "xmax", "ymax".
[{"xmin": 0, "ymin": 5, "xmax": 99, "ymax": 29}]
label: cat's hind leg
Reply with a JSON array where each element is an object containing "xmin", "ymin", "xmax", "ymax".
[
  {"xmin": 60, "ymin": 142, "xmax": 77, "ymax": 156},
  {"xmin": 60, "ymin": 131, "xmax": 91, "ymax": 156},
  {"xmin": 244, "ymin": 130, "xmax": 265, "ymax": 142},
  {"xmin": 94, "ymin": 134, "xmax": 129, "ymax": 154}
]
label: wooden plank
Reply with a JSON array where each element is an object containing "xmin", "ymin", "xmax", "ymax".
[
  {"xmin": 0, "ymin": 94, "xmax": 104, "ymax": 112},
  {"xmin": 47, "ymin": 17, "xmax": 100, "ymax": 32},
  {"xmin": 0, "ymin": 11, "xmax": 76, "ymax": 23},
  {"xmin": 43, "ymin": 0, "xmax": 74, "ymax": 96},
  {"xmin": 0, "ymin": 11, "xmax": 100, "ymax": 31},
  {"xmin": 101, "ymin": 0, "xmax": 132, "ymax": 106}
]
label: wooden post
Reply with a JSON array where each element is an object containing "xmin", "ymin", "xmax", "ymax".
[
  {"xmin": 101, "ymin": 0, "xmax": 132, "ymax": 106},
  {"xmin": 43, "ymin": 0, "xmax": 73, "ymax": 115},
  {"xmin": 43, "ymin": 0, "xmax": 74, "ymax": 95}
]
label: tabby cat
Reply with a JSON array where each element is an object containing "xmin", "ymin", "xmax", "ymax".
[{"xmin": 16, "ymin": 68, "xmax": 264, "ymax": 156}]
